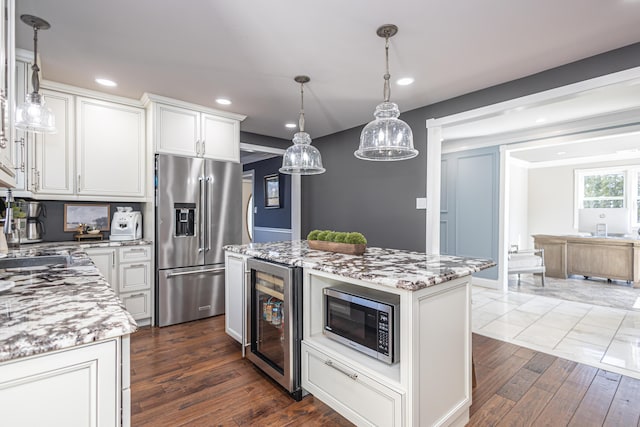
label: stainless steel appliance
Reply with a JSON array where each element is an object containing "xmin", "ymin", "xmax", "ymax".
[
  {"xmin": 155, "ymin": 154, "xmax": 241, "ymax": 327},
  {"xmin": 110, "ymin": 207, "xmax": 142, "ymax": 241},
  {"xmin": 324, "ymin": 284, "xmax": 400, "ymax": 364},
  {"xmin": 24, "ymin": 201, "xmax": 46, "ymax": 243},
  {"xmin": 247, "ymin": 258, "xmax": 303, "ymax": 400}
]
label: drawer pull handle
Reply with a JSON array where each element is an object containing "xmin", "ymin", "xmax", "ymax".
[
  {"xmin": 129, "ymin": 264, "xmax": 146, "ymax": 268},
  {"xmin": 129, "ymin": 293, "xmax": 145, "ymax": 298},
  {"xmin": 325, "ymin": 360, "xmax": 358, "ymax": 380},
  {"xmin": 128, "ymin": 248, "xmax": 147, "ymax": 252}
]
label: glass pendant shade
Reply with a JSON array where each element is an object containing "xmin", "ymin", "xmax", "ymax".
[
  {"xmin": 15, "ymin": 93, "xmax": 56, "ymax": 134},
  {"xmin": 355, "ymin": 101, "xmax": 416, "ymax": 161},
  {"xmin": 280, "ymin": 131, "xmax": 325, "ymax": 174},
  {"xmin": 356, "ymin": 24, "xmax": 418, "ymax": 161}
]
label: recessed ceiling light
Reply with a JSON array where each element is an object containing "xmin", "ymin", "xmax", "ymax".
[
  {"xmin": 397, "ymin": 77, "xmax": 414, "ymax": 86},
  {"xmin": 285, "ymin": 123, "xmax": 297, "ymax": 129},
  {"xmin": 215, "ymin": 98, "xmax": 232, "ymax": 105},
  {"xmin": 557, "ymin": 151, "xmax": 567, "ymax": 155},
  {"xmin": 95, "ymin": 78, "xmax": 117, "ymax": 87},
  {"xmin": 535, "ymin": 117, "xmax": 547, "ymax": 124}
]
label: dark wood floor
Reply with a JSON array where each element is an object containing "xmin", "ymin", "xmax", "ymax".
[{"xmin": 131, "ymin": 316, "xmax": 640, "ymax": 426}]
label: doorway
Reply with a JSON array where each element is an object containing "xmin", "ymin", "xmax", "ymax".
[{"xmin": 240, "ymin": 142, "xmax": 300, "ymax": 243}]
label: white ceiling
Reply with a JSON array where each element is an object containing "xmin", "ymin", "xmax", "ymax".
[{"xmin": 15, "ymin": 0, "xmax": 640, "ymax": 141}]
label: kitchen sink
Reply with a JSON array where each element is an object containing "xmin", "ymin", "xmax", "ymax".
[{"xmin": 0, "ymin": 255, "xmax": 72, "ymax": 269}]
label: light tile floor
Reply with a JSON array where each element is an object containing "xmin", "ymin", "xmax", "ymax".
[{"xmin": 472, "ymin": 286, "xmax": 640, "ymax": 380}]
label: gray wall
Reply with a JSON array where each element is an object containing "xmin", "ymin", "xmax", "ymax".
[
  {"xmin": 240, "ymin": 131, "xmax": 290, "ymax": 150},
  {"xmin": 303, "ymin": 42, "xmax": 640, "ymax": 252}
]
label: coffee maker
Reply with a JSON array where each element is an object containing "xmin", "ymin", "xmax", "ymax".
[{"xmin": 24, "ymin": 201, "xmax": 46, "ymax": 243}]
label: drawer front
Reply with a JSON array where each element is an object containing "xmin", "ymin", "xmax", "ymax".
[
  {"xmin": 302, "ymin": 342, "xmax": 402, "ymax": 427},
  {"xmin": 119, "ymin": 262, "xmax": 151, "ymax": 293},
  {"xmin": 119, "ymin": 246, "xmax": 151, "ymax": 262},
  {"xmin": 121, "ymin": 291, "xmax": 151, "ymax": 320}
]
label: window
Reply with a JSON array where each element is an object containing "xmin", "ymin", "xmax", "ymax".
[
  {"xmin": 581, "ymin": 172, "xmax": 625, "ymax": 208},
  {"xmin": 575, "ymin": 166, "xmax": 640, "ymax": 228}
]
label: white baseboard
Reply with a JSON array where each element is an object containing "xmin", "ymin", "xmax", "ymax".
[
  {"xmin": 254, "ymin": 227, "xmax": 293, "ymax": 243},
  {"xmin": 471, "ymin": 276, "xmax": 501, "ymax": 290}
]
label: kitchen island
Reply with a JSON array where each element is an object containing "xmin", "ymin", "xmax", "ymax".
[
  {"xmin": 224, "ymin": 240, "xmax": 494, "ymax": 427},
  {"xmin": 0, "ymin": 243, "xmax": 141, "ymax": 427}
]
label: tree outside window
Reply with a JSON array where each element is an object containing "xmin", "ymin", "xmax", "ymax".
[{"xmin": 582, "ymin": 173, "xmax": 625, "ymax": 208}]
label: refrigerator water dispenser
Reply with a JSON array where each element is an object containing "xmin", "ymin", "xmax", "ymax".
[{"xmin": 174, "ymin": 203, "xmax": 195, "ymax": 236}]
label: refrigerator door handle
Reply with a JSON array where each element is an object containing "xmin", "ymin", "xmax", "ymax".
[
  {"xmin": 205, "ymin": 176, "xmax": 213, "ymax": 252},
  {"xmin": 198, "ymin": 175, "xmax": 205, "ymax": 253},
  {"xmin": 166, "ymin": 267, "xmax": 225, "ymax": 278}
]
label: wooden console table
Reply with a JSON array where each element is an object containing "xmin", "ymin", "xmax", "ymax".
[{"xmin": 533, "ymin": 234, "xmax": 640, "ymax": 287}]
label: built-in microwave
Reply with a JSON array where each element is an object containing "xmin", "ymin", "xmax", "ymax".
[{"xmin": 323, "ymin": 284, "xmax": 400, "ymax": 364}]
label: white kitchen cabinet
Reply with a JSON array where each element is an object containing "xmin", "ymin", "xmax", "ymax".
[
  {"xmin": 0, "ymin": 0, "xmax": 16, "ymax": 188},
  {"xmin": 12, "ymin": 70, "xmax": 147, "ymax": 201},
  {"xmin": 145, "ymin": 94, "xmax": 245, "ymax": 162},
  {"xmin": 76, "ymin": 97, "xmax": 145, "ymax": 198},
  {"xmin": 302, "ymin": 341, "xmax": 403, "ymax": 427},
  {"xmin": 32, "ymin": 89, "xmax": 75, "ymax": 196},
  {"xmin": 200, "ymin": 113, "xmax": 241, "ymax": 162},
  {"xmin": 302, "ymin": 270, "xmax": 472, "ymax": 427},
  {"xmin": 154, "ymin": 102, "xmax": 200, "ymax": 157},
  {"xmin": 86, "ymin": 247, "xmax": 117, "ymax": 292},
  {"xmin": 224, "ymin": 252, "xmax": 249, "ymax": 346},
  {"xmin": 0, "ymin": 337, "xmax": 125, "ymax": 427},
  {"xmin": 86, "ymin": 245, "xmax": 153, "ymax": 324}
]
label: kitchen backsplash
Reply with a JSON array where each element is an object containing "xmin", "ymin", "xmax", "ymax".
[{"xmin": 31, "ymin": 200, "xmax": 143, "ymax": 242}]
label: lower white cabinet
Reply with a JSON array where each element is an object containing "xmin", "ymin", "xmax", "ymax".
[
  {"xmin": 224, "ymin": 252, "xmax": 249, "ymax": 347},
  {"xmin": 0, "ymin": 337, "xmax": 128, "ymax": 427},
  {"xmin": 302, "ymin": 341, "xmax": 404, "ymax": 427},
  {"xmin": 86, "ymin": 245, "xmax": 153, "ymax": 324}
]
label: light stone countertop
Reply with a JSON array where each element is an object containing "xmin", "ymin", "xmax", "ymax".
[
  {"xmin": 0, "ymin": 240, "xmax": 150, "ymax": 363},
  {"xmin": 224, "ymin": 240, "xmax": 495, "ymax": 291}
]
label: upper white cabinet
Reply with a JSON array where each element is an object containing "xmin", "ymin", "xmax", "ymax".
[
  {"xmin": 32, "ymin": 89, "xmax": 75, "ymax": 196},
  {"xmin": 0, "ymin": 0, "xmax": 16, "ymax": 188},
  {"xmin": 144, "ymin": 93, "xmax": 245, "ymax": 162},
  {"xmin": 76, "ymin": 97, "xmax": 145, "ymax": 198},
  {"xmin": 12, "ymin": 67, "xmax": 148, "ymax": 201}
]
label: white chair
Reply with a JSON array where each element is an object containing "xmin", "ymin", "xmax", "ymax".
[{"xmin": 508, "ymin": 245, "xmax": 545, "ymax": 286}]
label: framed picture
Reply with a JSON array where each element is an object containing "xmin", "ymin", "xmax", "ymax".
[
  {"xmin": 264, "ymin": 174, "xmax": 281, "ymax": 208},
  {"xmin": 64, "ymin": 204, "xmax": 111, "ymax": 232}
]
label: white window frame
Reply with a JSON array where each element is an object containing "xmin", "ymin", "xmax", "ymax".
[{"xmin": 574, "ymin": 166, "xmax": 640, "ymax": 229}]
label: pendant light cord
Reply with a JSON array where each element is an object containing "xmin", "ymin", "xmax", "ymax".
[
  {"xmin": 383, "ymin": 35, "xmax": 391, "ymax": 103},
  {"xmin": 298, "ymin": 81, "xmax": 305, "ymax": 132},
  {"xmin": 31, "ymin": 25, "xmax": 41, "ymax": 94}
]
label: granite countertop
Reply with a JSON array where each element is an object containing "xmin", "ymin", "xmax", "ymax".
[
  {"xmin": 0, "ymin": 241, "xmax": 145, "ymax": 363},
  {"xmin": 224, "ymin": 240, "xmax": 495, "ymax": 291}
]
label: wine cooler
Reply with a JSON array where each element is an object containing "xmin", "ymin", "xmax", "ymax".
[{"xmin": 247, "ymin": 258, "xmax": 303, "ymax": 400}]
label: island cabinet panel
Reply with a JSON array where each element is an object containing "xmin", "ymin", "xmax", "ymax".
[
  {"xmin": 302, "ymin": 341, "xmax": 403, "ymax": 426},
  {"xmin": 224, "ymin": 252, "xmax": 250, "ymax": 347},
  {"xmin": 0, "ymin": 338, "xmax": 120, "ymax": 427},
  {"xmin": 302, "ymin": 269, "xmax": 472, "ymax": 427},
  {"xmin": 416, "ymin": 282, "xmax": 471, "ymax": 427}
]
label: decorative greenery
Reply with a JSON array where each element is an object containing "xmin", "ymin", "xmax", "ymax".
[{"xmin": 307, "ymin": 229, "xmax": 367, "ymax": 245}]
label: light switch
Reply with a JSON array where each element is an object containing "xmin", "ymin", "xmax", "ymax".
[{"xmin": 416, "ymin": 197, "xmax": 427, "ymax": 210}]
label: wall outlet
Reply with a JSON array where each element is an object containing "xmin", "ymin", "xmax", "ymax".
[{"xmin": 416, "ymin": 197, "xmax": 427, "ymax": 210}]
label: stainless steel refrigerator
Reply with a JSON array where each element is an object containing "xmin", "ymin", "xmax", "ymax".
[{"xmin": 155, "ymin": 154, "xmax": 241, "ymax": 327}]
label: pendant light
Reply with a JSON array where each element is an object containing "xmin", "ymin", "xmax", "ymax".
[
  {"xmin": 355, "ymin": 24, "xmax": 417, "ymax": 161},
  {"xmin": 15, "ymin": 15, "xmax": 56, "ymax": 134},
  {"xmin": 279, "ymin": 76, "xmax": 325, "ymax": 175}
]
